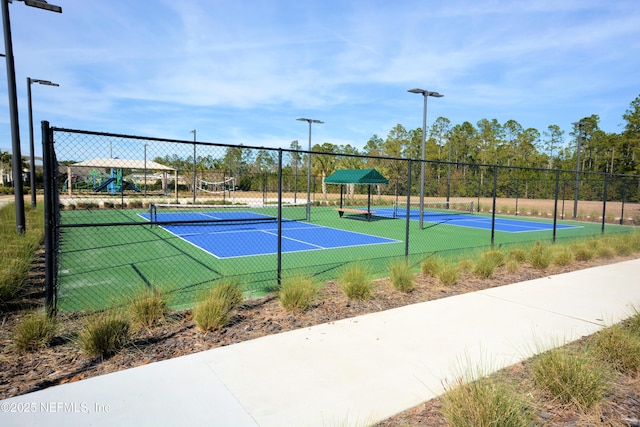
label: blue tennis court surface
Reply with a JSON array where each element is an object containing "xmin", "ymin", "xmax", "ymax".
[
  {"xmin": 139, "ymin": 211, "xmax": 399, "ymax": 258},
  {"xmin": 375, "ymin": 208, "xmax": 582, "ymax": 233}
]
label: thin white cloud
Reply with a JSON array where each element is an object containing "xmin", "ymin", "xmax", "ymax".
[{"xmin": 1, "ymin": 0, "xmax": 638, "ymax": 156}]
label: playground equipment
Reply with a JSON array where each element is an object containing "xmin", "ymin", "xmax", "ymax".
[{"xmin": 92, "ymin": 169, "xmax": 140, "ymax": 194}]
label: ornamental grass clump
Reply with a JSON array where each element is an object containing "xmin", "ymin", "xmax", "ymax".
[
  {"xmin": 472, "ymin": 250, "xmax": 504, "ymax": 279},
  {"xmin": 339, "ymin": 263, "xmax": 374, "ymax": 301},
  {"xmin": 193, "ymin": 280, "xmax": 244, "ymax": 332},
  {"xmin": 128, "ymin": 288, "xmax": 168, "ymax": 329},
  {"xmin": 532, "ymin": 346, "xmax": 607, "ymax": 410},
  {"xmin": 279, "ymin": 273, "xmax": 318, "ymax": 313},
  {"xmin": 437, "ymin": 264, "xmax": 459, "ymax": 286},
  {"xmin": 78, "ymin": 311, "xmax": 131, "ymax": 358},
  {"xmin": 627, "ymin": 306, "xmax": 640, "ymax": 336},
  {"xmin": 421, "ymin": 255, "xmax": 444, "ymax": 277},
  {"xmin": 528, "ymin": 242, "xmax": 552, "ymax": 270},
  {"xmin": 507, "ymin": 248, "xmax": 527, "ymax": 263},
  {"xmin": 442, "ymin": 366, "xmax": 532, "ymax": 427},
  {"xmin": 209, "ymin": 280, "xmax": 244, "ymax": 309},
  {"xmin": 389, "ymin": 261, "xmax": 415, "ymax": 293},
  {"xmin": 611, "ymin": 235, "xmax": 633, "ymax": 256},
  {"xmin": 570, "ymin": 243, "xmax": 594, "ymax": 261},
  {"xmin": 591, "ymin": 324, "xmax": 640, "ymax": 373},
  {"xmin": 594, "ymin": 244, "xmax": 616, "ymax": 260},
  {"xmin": 552, "ymin": 246, "xmax": 574, "ymax": 267},
  {"xmin": 506, "ymin": 258, "xmax": 520, "ymax": 274},
  {"xmin": 13, "ymin": 311, "xmax": 57, "ymax": 352},
  {"xmin": 0, "ymin": 204, "xmax": 44, "ymax": 307},
  {"xmin": 457, "ymin": 258, "xmax": 475, "ymax": 274}
]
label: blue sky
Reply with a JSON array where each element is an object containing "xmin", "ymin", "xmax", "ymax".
[{"xmin": 1, "ymin": 0, "xmax": 639, "ymax": 158}]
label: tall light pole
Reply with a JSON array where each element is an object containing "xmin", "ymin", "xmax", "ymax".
[
  {"xmin": 191, "ymin": 130, "xmax": 196, "ymax": 203},
  {"xmin": 27, "ymin": 77, "xmax": 58, "ymax": 207},
  {"xmin": 572, "ymin": 121, "xmax": 584, "ymax": 219},
  {"xmin": 408, "ymin": 88, "xmax": 444, "ymax": 229},
  {"xmin": 2, "ymin": 0, "xmax": 62, "ymax": 233},
  {"xmin": 297, "ymin": 118, "xmax": 323, "ymax": 220},
  {"xmin": 446, "ymin": 136, "xmax": 452, "ymax": 206}
]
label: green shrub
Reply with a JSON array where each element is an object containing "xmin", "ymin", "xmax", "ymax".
[
  {"xmin": 389, "ymin": 261, "xmax": 415, "ymax": 293},
  {"xmin": 279, "ymin": 274, "xmax": 317, "ymax": 313},
  {"xmin": 339, "ymin": 263, "xmax": 374, "ymax": 300},
  {"xmin": 421, "ymin": 255, "xmax": 444, "ymax": 277},
  {"xmin": 532, "ymin": 346, "xmax": 607, "ymax": 410},
  {"xmin": 128, "ymin": 289, "xmax": 168, "ymax": 329},
  {"xmin": 78, "ymin": 312, "xmax": 131, "ymax": 358},
  {"xmin": 13, "ymin": 312, "xmax": 57, "ymax": 352},
  {"xmin": 528, "ymin": 242, "xmax": 552, "ymax": 270},
  {"xmin": 437, "ymin": 264, "xmax": 459, "ymax": 286}
]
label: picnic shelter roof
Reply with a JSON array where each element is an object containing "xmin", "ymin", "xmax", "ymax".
[
  {"xmin": 71, "ymin": 158, "xmax": 175, "ymax": 171},
  {"xmin": 324, "ymin": 168, "xmax": 388, "ymax": 185}
]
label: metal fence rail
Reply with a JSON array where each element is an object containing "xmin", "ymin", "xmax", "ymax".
[{"xmin": 41, "ymin": 122, "xmax": 640, "ymax": 314}]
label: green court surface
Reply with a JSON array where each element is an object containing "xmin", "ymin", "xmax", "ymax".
[{"xmin": 56, "ymin": 206, "xmax": 635, "ymax": 312}]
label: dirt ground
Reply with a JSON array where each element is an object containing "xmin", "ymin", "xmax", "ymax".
[{"xmin": 1, "ymin": 250, "xmax": 640, "ymax": 425}]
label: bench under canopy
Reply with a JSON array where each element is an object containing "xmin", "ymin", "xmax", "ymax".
[{"xmin": 324, "ymin": 169, "xmax": 389, "ymax": 217}]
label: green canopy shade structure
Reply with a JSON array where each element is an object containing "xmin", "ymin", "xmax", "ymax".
[{"xmin": 324, "ymin": 168, "xmax": 389, "ymax": 214}]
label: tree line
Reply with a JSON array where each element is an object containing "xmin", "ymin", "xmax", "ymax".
[{"xmin": 148, "ymin": 94, "xmax": 640, "ymax": 202}]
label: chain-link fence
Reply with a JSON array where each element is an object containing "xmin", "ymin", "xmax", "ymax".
[{"xmin": 41, "ymin": 123, "xmax": 640, "ymax": 314}]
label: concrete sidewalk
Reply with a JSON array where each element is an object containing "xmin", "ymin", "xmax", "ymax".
[{"xmin": 2, "ymin": 258, "xmax": 640, "ymax": 427}]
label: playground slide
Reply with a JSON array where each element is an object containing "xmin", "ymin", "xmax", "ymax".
[
  {"xmin": 124, "ymin": 180, "xmax": 141, "ymax": 192},
  {"xmin": 93, "ymin": 177, "xmax": 115, "ymax": 192}
]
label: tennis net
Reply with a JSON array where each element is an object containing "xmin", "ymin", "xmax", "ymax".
[
  {"xmin": 148, "ymin": 203, "xmax": 307, "ymax": 226},
  {"xmin": 393, "ymin": 200, "xmax": 475, "ymax": 219}
]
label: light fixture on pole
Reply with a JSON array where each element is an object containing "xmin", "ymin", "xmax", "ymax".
[
  {"xmin": 572, "ymin": 121, "xmax": 584, "ymax": 219},
  {"xmin": 2, "ymin": 0, "xmax": 62, "ymax": 234},
  {"xmin": 408, "ymin": 88, "xmax": 444, "ymax": 230},
  {"xmin": 27, "ymin": 77, "xmax": 58, "ymax": 208},
  {"xmin": 296, "ymin": 118, "xmax": 323, "ymax": 221}
]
